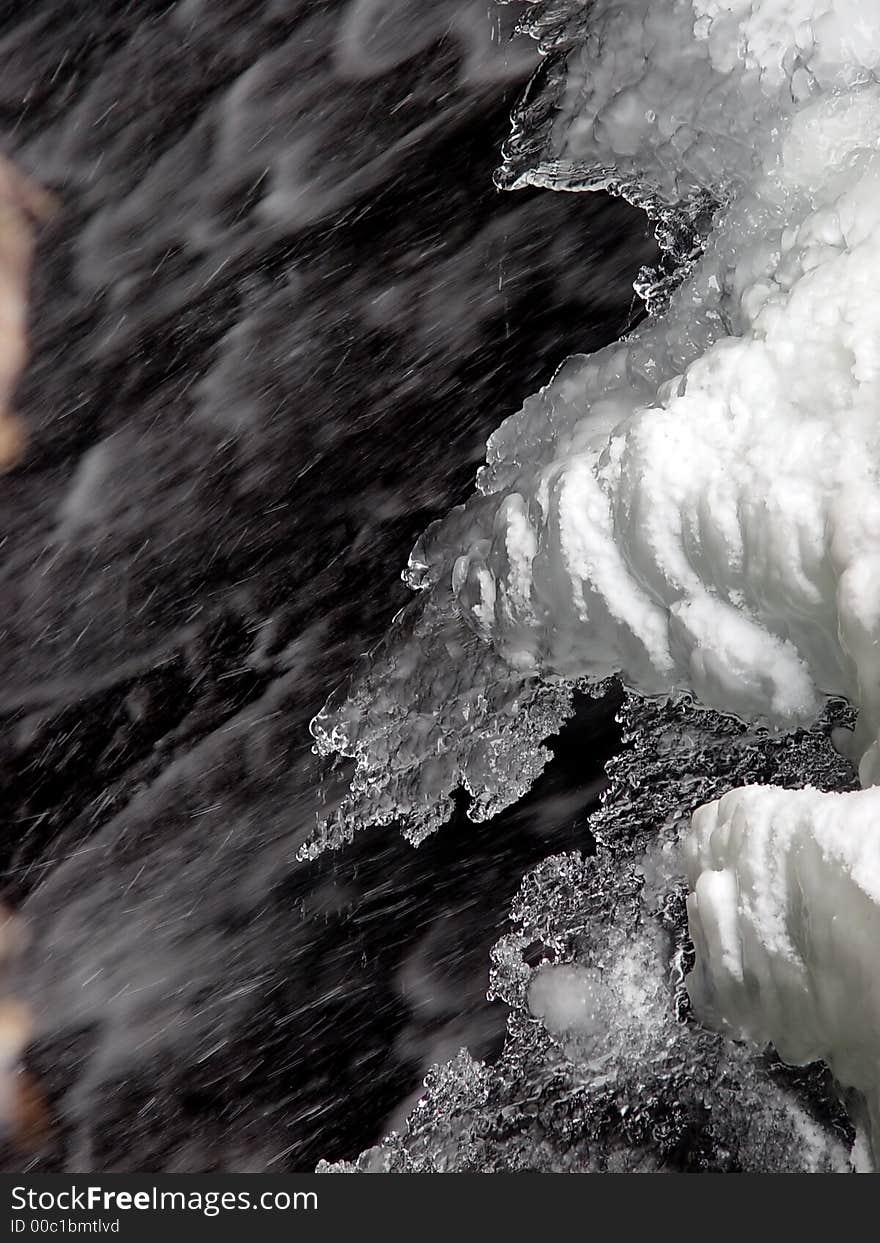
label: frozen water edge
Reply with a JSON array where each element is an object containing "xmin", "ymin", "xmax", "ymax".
[
  {"xmin": 304, "ymin": 588, "xmax": 586, "ymax": 855},
  {"xmin": 320, "ymin": 692, "xmax": 861, "ymax": 1172}
]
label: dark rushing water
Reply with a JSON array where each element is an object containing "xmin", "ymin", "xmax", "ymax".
[{"xmin": 0, "ymin": 0, "xmax": 655, "ymax": 1171}]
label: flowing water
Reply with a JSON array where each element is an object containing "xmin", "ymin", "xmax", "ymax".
[{"xmin": 0, "ymin": 0, "xmax": 654, "ymax": 1171}]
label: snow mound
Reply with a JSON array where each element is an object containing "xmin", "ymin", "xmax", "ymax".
[{"xmin": 685, "ymin": 782, "xmax": 880, "ymax": 1164}]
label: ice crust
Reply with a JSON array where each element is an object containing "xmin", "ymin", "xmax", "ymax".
[
  {"xmin": 320, "ymin": 696, "xmax": 858, "ymax": 1172},
  {"xmin": 313, "ymin": 0, "xmax": 880, "ymax": 1164},
  {"xmin": 311, "ymin": 0, "xmax": 880, "ymax": 840}
]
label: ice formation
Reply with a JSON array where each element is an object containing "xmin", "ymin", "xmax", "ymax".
[
  {"xmin": 312, "ymin": 0, "xmax": 880, "ymax": 829},
  {"xmin": 322, "ymin": 697, "xmax": 858, "ymax": 1172},
  {"xmin": 445, "ymin": 1, "xmax": 880, "ymax": 773},
  {"xmin": 313, "ymin": 0, "xmax": 880, "ymax": 1168},
  {"xmin": 685, "ymin": 783, "xmax": 880, "ymax": 1163}
]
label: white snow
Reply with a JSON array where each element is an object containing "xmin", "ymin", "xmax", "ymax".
[
  {"xmin": 456, "ymin": 12, "xmax": 880, "ymax": 768},
  {"xmin": 685, "ymin": 783, "xmax": 880, "ymax": 1162}
]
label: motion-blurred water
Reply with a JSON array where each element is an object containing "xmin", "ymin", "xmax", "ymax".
[{"xmin": 0, "ymin": 0, "xmax": 655, "ymax": 1170}]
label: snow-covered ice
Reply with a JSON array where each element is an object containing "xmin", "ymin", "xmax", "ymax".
[
  {"xmin": 313, "ymin": 0, "xmax": 880, "ymax": 1166},
  {"xmin": 685, "ymin": 782, "xmax": 880, "ymax": 1163},
  {"xmin": 453, "ymin": 3, "xmax": 880, "ymax": 775}
]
